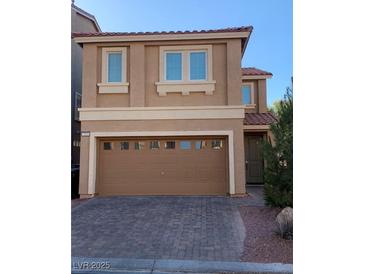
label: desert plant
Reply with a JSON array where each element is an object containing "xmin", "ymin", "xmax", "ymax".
[{"xmin": 262, "ymin": 80, "xmax": 293, "ymax": 208}]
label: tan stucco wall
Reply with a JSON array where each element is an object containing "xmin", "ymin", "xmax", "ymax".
[
  {"xmin": 145, "ymin": 43, "xmax": 227, "ymax": 106},
  {"xmin": 258, "ymin": 79, "xmax": 268, "ymax": 112},
  {"xmin": 81, "ymin": 39, "xmax": 244, "ymax": 108},
  {"xmin": 79, "ymin": 119, "xmax": 246, "ymax": 196},
  {"xmin": 79, "ymin": 136, "xmax": 90, "ymax": 194},
  {"xmin": 227, "ymin": 40, "xmax": 243, "ymax": 105}
]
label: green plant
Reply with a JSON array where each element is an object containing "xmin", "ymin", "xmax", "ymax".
[{"xmin": 262, "ymin": 81, "xmax": 293, "ymax": 208}]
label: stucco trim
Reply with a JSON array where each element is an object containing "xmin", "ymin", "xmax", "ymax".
[
  {"xmin": 243, "ymin": 125, "xmax": 271, "ymax": 130},
  {"xmin": 87, "ymin": 130, "xmax": 236, "ymax": 195},
  {"xmin": 97, "ymin": 83, "xmax": 129, "ymax": 93},
  {"xmin": 155, "ymin": 81, "xmax": 216, "ymax": 96},
  {"xmin": 79, "ymin": 106, "xmax": 245, "ymax": 121},
  {"xmin": 74, "ymin": 32, "xmax": 250, "ymax": 43}
]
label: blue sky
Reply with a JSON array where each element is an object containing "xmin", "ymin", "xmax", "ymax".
[{"xmin": 75, "ymin": 0, "xmax": 292, "ymax": 106}]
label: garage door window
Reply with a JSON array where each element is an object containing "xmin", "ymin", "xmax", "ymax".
[
  {"xmin": 103, "ymin": 142, "xmax": 112, "ymax": 150},
  {"xmin": 195, "ymin": 140, "xmax": 207, "ymax": 150},
  {"xmin": 120, "ymin": 141, "xmax": 129, "ymax": 150},
  {"xmin": 134, "ymin": 141, "xmax": 145, "ymax": 150},
  {"xmin": 164, "ymin": 141, "xmax": 175, "ymax": 149},
  {"xmin": 150, "ymin": 141, "xmax": 160, "ymax": 150},
  {"xmin": 180, "ymin": 141, "xmax": 191, "ymax": 150},
  {"xmin": 212, "ymin": 140, "xmax": 223, "ymax": 150}
]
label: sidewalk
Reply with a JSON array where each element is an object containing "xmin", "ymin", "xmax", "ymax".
[{"xmin": 72, "ymin": 257, "xmax": 293, "ymax": 274}]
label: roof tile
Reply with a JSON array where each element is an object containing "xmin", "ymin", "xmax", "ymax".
[
  {"xmin": 244, "ymin": 112, "xmax": 277, "ymax": 125},
  {"xmin": 72, "ymin": 26, "xmax": 253, "ymax": 38},
  {"xmin": 242, "ymin": 67, "xmax": 272, "ymax": 76}
]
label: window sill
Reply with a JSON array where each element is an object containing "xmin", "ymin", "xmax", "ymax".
[
  {"xmin": 97, "ymin": 82, "xmax": 129, "ymax": 94},
  {"xmin": 243, "ymin": 104, "xmax": 256, "ymax": 109},
  {"xmin": 155, "ymin": 80, "xmax": 216, "ymax": 96}
]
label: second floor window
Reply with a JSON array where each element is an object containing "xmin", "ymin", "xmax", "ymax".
[
  {"xmin": 163, "ymin": 49, "xmax": 208, "ymax": 81},
  {"xmin": 108, "ymin": 53, "xmax": 122, "ymax": 82},
  {"xmin": 156, "ymin": 45, "xmax": 214, "ymax": 96},
  {"xmin": 242, "ymin": 83, "xmax": 254, "ymax": 105},
  {"xmin": 189, "ymin": 52, "xmax": 207, "ymax": 80},
  {"xmin": 166, "ymin": 52, "xmax": 182, "ymax": 80}
]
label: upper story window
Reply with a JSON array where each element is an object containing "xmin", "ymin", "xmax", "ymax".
[
  {"xmin": 156, "ymin": 45, "xmax": 215, "ymax": 96},
  {"xmin": 108, "ymin": 53, "xmax": 122, "ymax": 82},
  {"xmin": 98, "ymin": 47, "xmax": 129, "ymax": 94},
  {"xmin": 165, "ymin": 52, "xmax": 182, "ymax": 80},
  {"xmin": 242, "ymin": 83, "xmax": 255, "ymax": 105},
  {"xmin": 189, "ymin": 52, "xmax": 207, "ymax": 80}
]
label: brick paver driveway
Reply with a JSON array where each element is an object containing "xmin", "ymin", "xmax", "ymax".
[{"xmin": 72, "ymin": 187, "xmax": 263, "ymax": 261}]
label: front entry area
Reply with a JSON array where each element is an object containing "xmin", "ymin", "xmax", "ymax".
[
  {"xmin": 96, "ymin": 136, "xmax": 228, "ymax": 196},
  {"xmin": 244, "ymin": 134, "xmax": 264, "ymax": 184}
]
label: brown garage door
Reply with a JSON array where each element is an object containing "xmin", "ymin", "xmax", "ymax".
[{"xmin": 96, "ymin": 136, "xmax": 228, "ymax": 196}]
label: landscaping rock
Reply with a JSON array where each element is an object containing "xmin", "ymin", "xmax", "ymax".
[{"xmin": 276, "ymin": 207, "xmax": 293, "ymax": 240}]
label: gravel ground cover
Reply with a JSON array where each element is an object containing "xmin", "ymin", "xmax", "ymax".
[{"xmin": 239, "ymin": 206, "xmax": 293, "ymax": 264}]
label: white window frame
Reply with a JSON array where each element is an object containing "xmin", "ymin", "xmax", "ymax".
[
  {"xmin": 98, "ymin": 47, "xmax": 129, "ymax": 94},
  {"xmin": 187, "ymin": 50, "xmax": 208, "ymax": 81},
  {"xmin": 242, "ymin": 82, "xmax": 255, "ymax": 107},
  {"xmin": 156, "ymin": 45, "xmax": 215, "ymax": 96}
]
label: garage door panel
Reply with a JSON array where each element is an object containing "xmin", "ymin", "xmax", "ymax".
[
  {"xmin": 107, "ymin": 182, "xmax": 225, "ymax": 195},
  {"xmin": 97, "ymin": 137, "xmax": 228, "ymax": 196}
]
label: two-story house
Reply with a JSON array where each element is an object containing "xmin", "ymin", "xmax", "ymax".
[
  {"xmin": 73, "ymin": 26, "xmax": 276, "ymax": 198},
  {"xmin": 71, "ymin": 1, "xmax": 100, "ymax": 166}
]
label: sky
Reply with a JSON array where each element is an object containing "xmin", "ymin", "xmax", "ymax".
[{"xmin": 75, "ymin": 0, "xmax": 292, "ymax": 106}]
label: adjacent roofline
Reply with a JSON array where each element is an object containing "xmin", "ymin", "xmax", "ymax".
[
  {"xmin": 72, "ymin": 3, "xmax": 101, "ymax": 32},
  {"xmin": 241, "ymin": 67, "xmax": 273, "ymax": 79},
  {"xmin": 72, "ymin": 26, "xmax": 252, "ymax": 44}
]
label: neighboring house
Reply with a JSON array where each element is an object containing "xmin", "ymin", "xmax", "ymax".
[
  {"xmin": 71, "ymin": 2, "xmax": 100, "ymax": 165},
  {"xmin": 73, "ymin": 26, "xmax": 276, "ymax": 198}
]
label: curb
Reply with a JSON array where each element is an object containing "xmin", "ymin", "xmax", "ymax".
[{"xmin": 72, "ymin": 257, "xmax": 293, "ymax": 274}]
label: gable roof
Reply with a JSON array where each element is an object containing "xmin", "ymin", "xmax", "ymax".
[
  {"xmin": 72, "ymin": 3, "xmax": 101, "ymax": 32},
  {"xmin": 244, "ymin": 112, "xmax": 277, "ymax": 125}
]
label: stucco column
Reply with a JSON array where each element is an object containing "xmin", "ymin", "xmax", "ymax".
[
  {"xmin": 226, "ymin": 39, "xmax": 242, "ymax": 105},
  {"xmin": 233, "ymin": 126, "xmax": 246, "ymax": 194},
  {"xmin": 82, "ymin": 44, "xmax": 97, "ymax": 108},
  {"xmin": 129, "ymin": 43, "xmax": 146, "ymax": 107},
  {"xmin": 258, "ymin": 79, "xmax": 268, "ymax": 112},
  {"xmin": 79, "ymin": 135, "xmax": 91, "ymax": 198}
]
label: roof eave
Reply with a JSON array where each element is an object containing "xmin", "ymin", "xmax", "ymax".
[
  {"xmin": 242, "ymin": 74, "xmax": 272, "ymax": 80},
  {"xmin": 241, "ymin": 28, "xmax": 253, "ymax": 59},
  {"xmin": 73, "ymin": 31, "xmax": 251, "ymax": 44}
]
